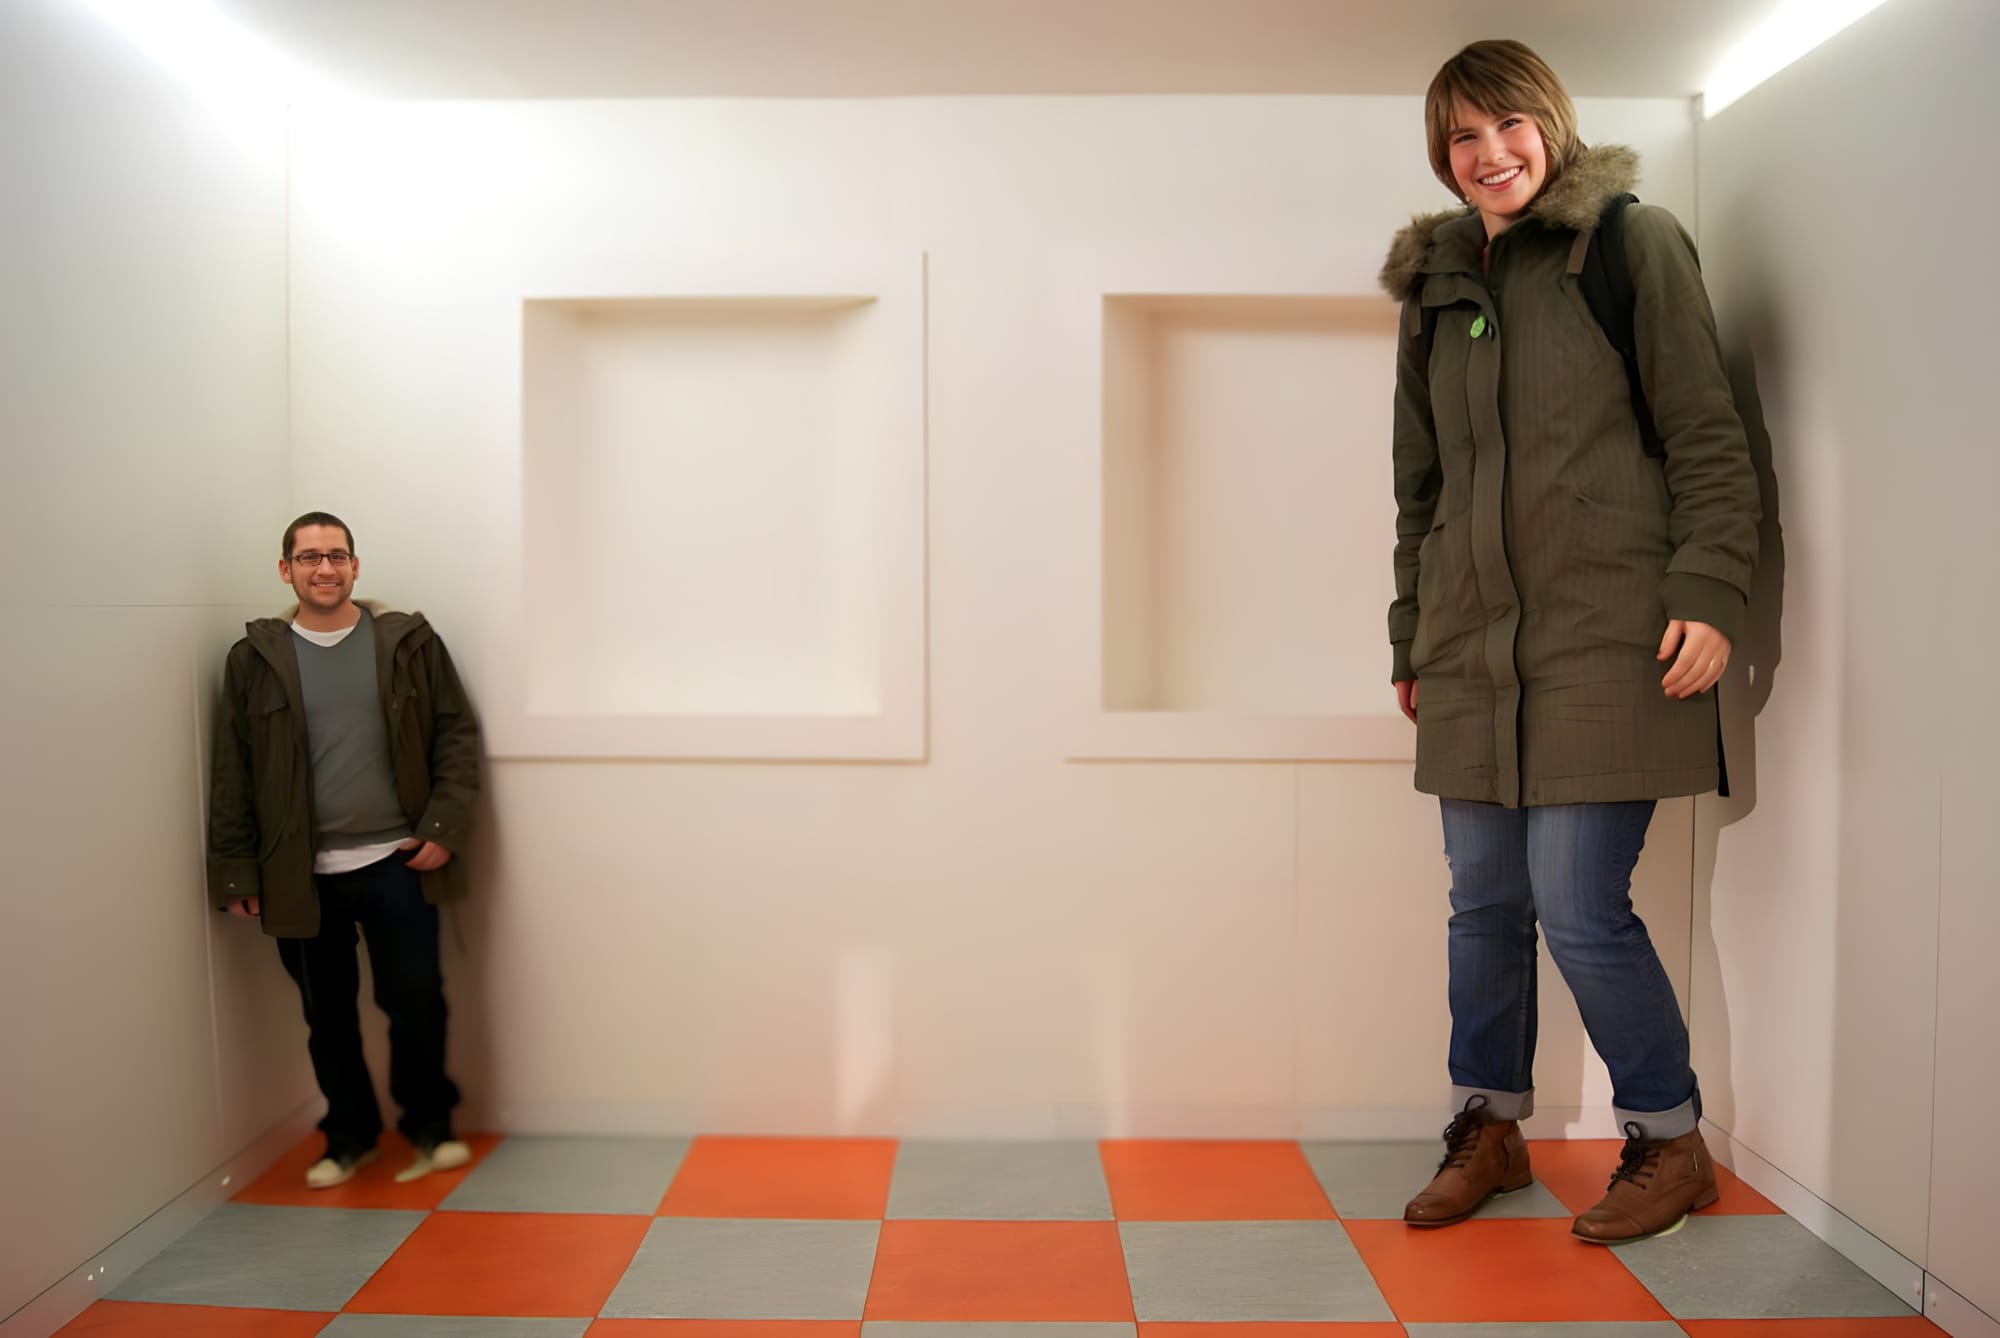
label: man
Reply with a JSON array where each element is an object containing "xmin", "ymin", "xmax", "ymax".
[{"xmin": 208, "ymin": 512, "xmax": 482, "ymax": 1187}]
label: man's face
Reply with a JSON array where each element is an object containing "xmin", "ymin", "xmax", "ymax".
[{"xmin": 280, "ymin": 523, "xmax": 359, "ymax": 614}]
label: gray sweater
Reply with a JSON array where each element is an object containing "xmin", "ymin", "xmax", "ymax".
[{"xmin": 294, "ymin": 610, "xmax": 411, "ymax": 851}]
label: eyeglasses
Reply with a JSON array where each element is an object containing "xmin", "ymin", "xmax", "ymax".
[{"xmin": 289, "ymin": 550, "xmax": 353, "ymax": 568}]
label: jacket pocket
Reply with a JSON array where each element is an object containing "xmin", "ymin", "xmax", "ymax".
[
  {"xmin": 1411, "ymin": 506, "xmax": 1479, "ymax": 674},
  {"xmin": 246, "ymin": 682, "xmax": 294, "ymax": 861},
  {"xmin": 1569, "ymin": 488, "xmax": 1673, "ymax": 650},
  {"xmin": 247, "ymin": 681, "xmax": 290, "ymax": 760}
]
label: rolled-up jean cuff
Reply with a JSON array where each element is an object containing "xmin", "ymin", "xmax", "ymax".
[
  {"xmin": 1615, "ymin": 1094, "xmax": 1699, "ymax": 1140},
  {"xmin": 1451, "ymin": 1086, "xmax": 1534, "ymax": 1122}
]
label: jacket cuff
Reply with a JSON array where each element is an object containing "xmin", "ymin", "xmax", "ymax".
[
  {"xmin": 1391, "ymin": 639, "xmax": 1415, "ymax": 684},
  {"xmin": 415, "ymin": 803, "xmax": 467, "ymax": 851},
  {"xmin": 1661, "ymin": 572, "xmax": 1747, "ymax": 644},
  {"xmin": 210, "ymin": 858, "xmax": 261, "ymax": 909}
]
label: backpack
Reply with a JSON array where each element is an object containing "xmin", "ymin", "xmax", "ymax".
[{"xmin": 1420, "ymin": 192, "xmax": 1663, "ymax": 458}]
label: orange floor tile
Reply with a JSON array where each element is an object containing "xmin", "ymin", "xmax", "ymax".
[
  {"xmin": 1100, "ymin": 1139, "xmax": 1338, "ymax": 1220},
  {"xmin": 1680, "ymin": 1321, "xmax": 1949, "ymax": 1336},
  {"xmin": 658, "ymin": 1136, "xmax": 899, "ymax": 1218},
  {"xmin": 230, "ymin": 1130, "xmax": 502, "ymax": 1210},
  {"xmin": 1527, "ymin": 1137, "xmax": 1782, "ymax": 1215},
  {"xmin": 864, "ymin": 1220, "xmax": 1136, "ymax": 1321},
  {"xmin": 55, "ymin": 1301, "xmax": 333, "ymax": 1335},
  {"xmin": 344, "ymin": 1210, "xmax": 651, "ymax": 1317},
  {"xmin": 586, "ymin": 1326, "xmax": 865, "ymax": 1337},
  {"xmin": 1344, "ymin": 1217, "xmax": 1674, "ymax": 1324},
  {"xmin": 1144, "ymin": 1320, "xmax": 1408, "ymax": 1328}
]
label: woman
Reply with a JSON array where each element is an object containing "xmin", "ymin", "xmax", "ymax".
[{"xmin": 1380, "ymin": 40, "xmax": 1760, "ymax": 1242}]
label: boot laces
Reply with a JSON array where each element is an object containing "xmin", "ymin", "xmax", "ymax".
[
  {"xmin": 1436, "ymin": 1095, "xmax": 1492, "ymax": 1173},
  {"xmin": 1608, "ymin": 1120, "xmax": 1662, "ymax": 1190}
]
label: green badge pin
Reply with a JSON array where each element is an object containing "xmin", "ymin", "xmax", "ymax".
[{"xmin": 1469, "ymin": 314, "xmax": 1488, "ymax": 339}]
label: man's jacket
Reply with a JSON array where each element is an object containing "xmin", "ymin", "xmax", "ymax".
[{"xmin": 207, "ymin": 606, "xmax": 481, "ymax": 937}]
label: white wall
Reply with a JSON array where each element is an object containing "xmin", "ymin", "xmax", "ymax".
[
  {"xmin": 286, "ymin": 94, "xmax": 1698, "ymax": 1139},
  {"xmin": 13, "ymin": 0, "xmax": 1991, "ymax": 1321},
  {"xmin": 0, "ymin": 0, "xmax": 304, "ymax": 1325},
  {"xmin": 1693, "ymin": 0, "xmax": 1998, "ymax": 1317}
]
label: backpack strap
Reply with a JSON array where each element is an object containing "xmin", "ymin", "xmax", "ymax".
[{"xmin": 1576, "ymin": 192, "xmax": 1666, "ymax": 459}]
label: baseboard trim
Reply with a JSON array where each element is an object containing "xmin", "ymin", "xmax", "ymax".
[
  {"xmin": 1701, "ymin": 1119, "xmax": 2000, "ymax": 1338},
  {"xmin": 1925, "ymin": 1274, "xmax": 2000, "ymax": 1338},
  {"xmin": 0, "ymin": 1101, "xmax": 319, "ymax": 1338}
]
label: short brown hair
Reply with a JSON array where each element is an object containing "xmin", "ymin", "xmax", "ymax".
[
  {"xmin": 282, "ymin": 511, "xmax": 354, "ymax": 559},
  {"xmin": 1424, "ymin": 40, "xmax": 1582, "ymax": 202}
]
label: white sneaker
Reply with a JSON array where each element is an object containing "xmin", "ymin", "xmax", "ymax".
[
  {"xmin": 395, "ymin": 1138, "xmax": 473, "ymax": 1183},
  {"xmin": 304, "ymin": 1146, "xmax": 378, "ymax": 1189}
]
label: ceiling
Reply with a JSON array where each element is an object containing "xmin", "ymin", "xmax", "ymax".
[{"xmin": 212, "ymin": 0, "xmax": 1795, "ymax": 100}]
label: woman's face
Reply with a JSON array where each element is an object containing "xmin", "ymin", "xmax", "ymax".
[{"xmin": 1448, "ymin": 99, "xmax": 1548, "ymax": 235}]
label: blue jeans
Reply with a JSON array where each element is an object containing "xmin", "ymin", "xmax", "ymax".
[
  {"xmin": 1440, "ymin": 799, "xmax": 1698, "ymax": 1138},
  {"xmin": 277, "ymin": 849, "xmax": 459, "ymax": 1152}
]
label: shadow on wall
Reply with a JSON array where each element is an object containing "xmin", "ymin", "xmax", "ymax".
[
  {"xmin": 442, "ymin": 760, "xmax": 500, "ymax": 1136},
  {"xmin": 1689, "ymin": 269, "xmax": 1790, "ymax": 1135}
]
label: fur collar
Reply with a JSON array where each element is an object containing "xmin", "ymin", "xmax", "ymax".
[{"xmin": 1377, "ymin": 143, "xmax": 1640, "ymax": 299}]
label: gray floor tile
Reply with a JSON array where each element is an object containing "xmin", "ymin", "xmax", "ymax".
[
  {"xmin": 1404, "ymin": 1325, "xmax": 1690, "ymax": 1337},
  {"xmin": 864, "ymin": 1328, "xmax": 1137, "ymax": 1338},
  {"xmin": 1302, "ymin": 1140, "xmax": 1572, "ymax": 1220},
  {"xmin": 887, "ymin": 1142, "xmax": 1113, "ymax": 1220},
  {"xmin": 602, "ymin": 1217, "xmax": 880, "ymax": 1319},
  {"xmin": 109, "ymin": 1203, "xmax": 425, "ymax": 1311},
  {"xmin": 320, "ymin": 1319, "xmax": 591, "ymax": 1337},
  {"xmin": 1119, "ymin": 1221, "xmax": 1395, "ymax": 1322},
  {"xmin": 1612, "ymin": 1214, "xmax": 1923, "ymax": 1319},
  {"xmin": 441, "ymin": 1135, "xmax": 689, "ymax": 1215}
]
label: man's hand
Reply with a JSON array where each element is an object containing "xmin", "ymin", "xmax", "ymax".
[
  {"xmin": 1659, "ymin": 620, "xmax": 1732, "ymax": 699},
  {"xmin": 405, "ymin": 841, "xmax": 453, "ymax": 872},
  {"xmin": 225, "ymin": 896, "xmax": 261, "ymax": 919},
  {"xmin": 1395, "ymin": 679, "xmax": 1419, "ymax": 724}
]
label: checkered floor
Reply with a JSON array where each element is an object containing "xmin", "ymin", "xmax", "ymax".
[{"xmin": 63, "ymin": 1133, "xmax": 1941, "ymax": 1336}]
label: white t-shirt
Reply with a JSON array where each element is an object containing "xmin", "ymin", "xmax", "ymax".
[{"xmin": 291, "ymin": 621, "xmax": 357, "ymax": 649}]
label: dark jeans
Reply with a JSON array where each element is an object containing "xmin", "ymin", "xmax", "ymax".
[
  {"xmin": 1440, "ymin": 798, "xmax": 1700, "ymax": 1136},
  {"xmin": 278, "ymin": 849, "xmax": 459, "ymax": 1153}
]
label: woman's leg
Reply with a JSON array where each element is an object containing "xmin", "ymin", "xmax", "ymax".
[
  {"xmin": 1441, "ymin": 799, "xmax": 1540, "ymax": 1119},
  {"xmin": 1525, "ymin": 800, "xmax": 1697, "ymax": 1132},
  {"xmin": 1405, "ymin": 799, "xmax": 1540, "ymax": 1227},
  {"xmin": 1526, "ymin": 800, "xmax": 1717, "ymax": 1242}
]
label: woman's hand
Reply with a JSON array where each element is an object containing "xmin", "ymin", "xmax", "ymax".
[
  {"xmin": 1658, "ymin": 620, "xmax": 1731, "ymax": 699},
  {"xmin": 1396, "ymin": 679, "xmax": 1419, "ymax": 723}
]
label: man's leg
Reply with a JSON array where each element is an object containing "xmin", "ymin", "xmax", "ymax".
[
  {"xmin": 351, "ymin": 852, "xmax": 462, "ymax": 1159},
  {"xmin": 276, "ymin": 886, "xmax": 383, "ymax": 1184}
]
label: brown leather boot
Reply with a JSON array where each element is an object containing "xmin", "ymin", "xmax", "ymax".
[
  {"xmin": 1571, "ymin": 1124, "xmax": 1720, "ymax": 1243},
  {"xmin": 1404, "ymin": 1096, "xmax": 1534, "ymax": 1226}
]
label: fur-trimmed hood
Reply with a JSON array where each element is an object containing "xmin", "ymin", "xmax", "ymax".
[{"xmin": 1378, "ymin": 143, "xmax": 1640, "ymax": 299}]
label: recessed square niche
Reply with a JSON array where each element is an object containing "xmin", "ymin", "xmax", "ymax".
[
  {"xmin": 1085, "ymin": 292, "xmax": 1409, "ymax": 760},
  {"xmin": 505, "ymin": 278, "xmax": 924, "ymax": 760}
]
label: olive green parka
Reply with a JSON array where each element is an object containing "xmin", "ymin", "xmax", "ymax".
[
  {"xmin": 206, "ymin": 605, "xmax": 481, "ymax": 937},
  {"xmin": 1382, "ymin": 146, "xmax": 1760, "ymax": 807}
]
